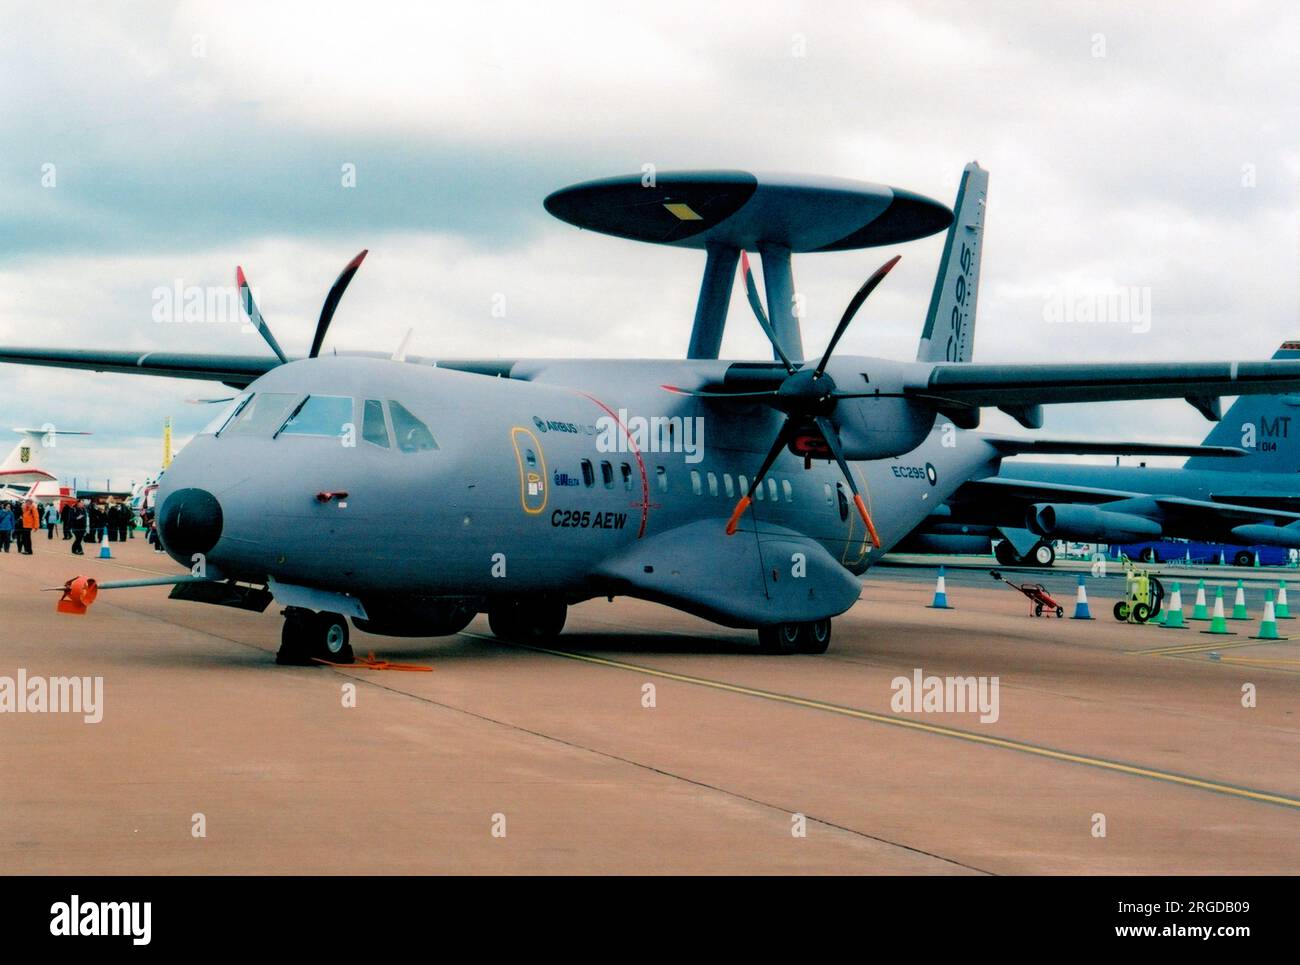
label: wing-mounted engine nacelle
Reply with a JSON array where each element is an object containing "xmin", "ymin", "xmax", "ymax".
[
  {"xmin": 820, "ymin": 358, "xmax": 936, "ymax": 460},
  {"xmin": 1028, "ymin": 503, "xmax": 1162, "ymax": 542},
  {"xmin": 829, "ymin": 395, "xmax": 935, "ymax": 460}
]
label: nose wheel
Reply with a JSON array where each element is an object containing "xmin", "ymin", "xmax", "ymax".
[
  {"xmin": 757, "ymin": 618, "xmax": 832, "ymax": 654},
  {"xmin": 276, "ymin": 608, "xmax": 354, "ymax": 665}
]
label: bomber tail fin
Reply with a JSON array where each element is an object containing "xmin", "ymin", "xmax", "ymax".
[
  {"xmin": 916, "ymin": 162, "xmax": 988, "ymax": 364},
  {"xmin": 1184, "ymin": 342, "xmax": 1300, "ymax": 474}
]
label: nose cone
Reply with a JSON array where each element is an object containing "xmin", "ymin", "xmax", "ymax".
[{"xmin": 158, "ymin": 487, "xmax": 223, "ymax": 558}]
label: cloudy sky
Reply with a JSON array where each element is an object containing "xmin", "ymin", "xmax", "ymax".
[{"xmin": 1, "ymin": 0, "xmax": 1297, "ymax": 487}]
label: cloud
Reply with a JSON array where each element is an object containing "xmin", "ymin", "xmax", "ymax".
[{"xmin": 0, "ymin": 0, "xmax": 1297, "ymax": 481}]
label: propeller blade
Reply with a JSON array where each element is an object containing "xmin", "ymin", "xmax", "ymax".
[
  {"xmin": 184, "ymin": 397, "xmax": 236, "ymax": 405},
  {"xmin": 813, "ymin": 255, "xmax": 901, "ymax": 380},
  {"xmin": 310, "ymin": 249, "xmax": 369, "ymax": 359},
  {"xmin": 725, "ymin": 420, "xmax": 794, "ymax": 536},
  {"xmin": 740, "ymin": 251, "xmax": 796, "ymax": 375},
  {"xmin": 813, "ymin": 415, "xmax": 881, "ymax": 548},
  {"xmin": 237, "ymin": 265, "xmax": 288, "ymax": 364}
]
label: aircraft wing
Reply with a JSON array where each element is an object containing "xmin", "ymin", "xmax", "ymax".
[
  {"xmin": 950, "ymin": 475, "xmax": 1300, "ymax": 545},
  {"xmin": 980, "ymin": 436, "xmax": 1246, "ymax": 459},
  {"xmin": 0, "ymin": 348, "xmax": 281, "ymax": 387},
  {"xmin": 916, "ymin": 360, "xmax": 1300, "ymax": 408}
]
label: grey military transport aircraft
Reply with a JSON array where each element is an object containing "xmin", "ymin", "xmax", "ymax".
[{"xmin": 4, "ymin": 162, "xmax": 1300, "ymax": 662}]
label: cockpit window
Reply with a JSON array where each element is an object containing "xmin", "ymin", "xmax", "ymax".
[
  {"xmin": 223, "ymin": 393, "xmax": 301, "ymax": 437},
  {"xmin": 278, "ymin": 395, "xmax": 354, "ymax": 439},
  {"xmin": 203, "ymin": 393, "xmax": 250, "ymax": 435},
  {"xmin": 362, "ymin": 399, "xmax": 390, "ymax": 448},
  {"xmin": 388, "ymin": 400, "xmax": 438, "ymax": 452}
]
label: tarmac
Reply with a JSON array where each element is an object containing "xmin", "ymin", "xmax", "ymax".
[{"xmin": 1, "ymin": 537, "xmax": 1296, "ymax": 874}]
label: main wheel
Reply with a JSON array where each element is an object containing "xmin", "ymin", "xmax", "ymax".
[
  {"xmin": 1140, "ymin": 546, "xmax": 1161, "ymax": 564},
  {"xmin": 994, "ymin": 541, "xmax": 1019, "ymax": 566},
  {"xmin": 311, "ymin": 611, "xmax": 353, "ymax": 664},
  {"xmin": 488, "ymin": 598, "xmax": 567, "ymax": 642},
  {"xmin": 276, "ymin": 609, "xmax": 353, "ymax": 665},
  {"xmin": 797, "ymin": 619, "xmax": 832, "ymax": 654},
  {"xmin": 1234, "ymin": 550, "xmax": 1253, "ymax": 567},
  {"xmin": 1030, "ymin": 542, "xmax": 1056, "ymax": 566},
  {"xmin": 757, "ymin": 622, "xmax": 802, "ymax": 654}
]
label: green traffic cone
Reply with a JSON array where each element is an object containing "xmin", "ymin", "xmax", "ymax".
[
  {"xmin": 1251, "ymin": 590, "xmax": 1287, "ymax": 640},
  {"xmin": 1154, "ymin": 605, "xmax": 1167, "ymax": 626},
  {"xmin": 1277, "ymin": 580, "xmax": 1293, "ymax": 619},
  {"xmin": 1162, "ymin": 583, "xmax": 1186, "ymax": 629},
  {"xmin": 1191, "ymin": 580, "xmax": 1210, "ymax": 620},
  {"xmin": 1200, "ymin": 587, "xmax": 1236, "ymax": 636},
  {"xmin": 1230, "ymin": 580, "xmax": 1250, "ymax": 620}
]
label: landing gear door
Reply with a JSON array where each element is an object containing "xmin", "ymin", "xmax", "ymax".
[{"xmin": 510, "ymin": 427, "xmax": 548, "ymax": 515}]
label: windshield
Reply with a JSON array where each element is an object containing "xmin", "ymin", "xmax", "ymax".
[
  {"xmin": 223, "ymin": 393, "xmax": 301, "ymax": 437},
  {"xmin": 202, "ymin": 393, "xmax": 250, "ymax": 435},
  {"xmin": 278, "ymin": 395, "xmax": 354, "ymax": 438}
]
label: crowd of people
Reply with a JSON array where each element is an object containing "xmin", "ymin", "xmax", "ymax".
[{"xmin": 0, "ymin": 498, "xmax": 143, "ymax": 556}]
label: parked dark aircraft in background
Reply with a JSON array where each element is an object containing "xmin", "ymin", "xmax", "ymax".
[{"xmin": 902, "ymin": 343, "xmax": 1300, "ymax": 566}]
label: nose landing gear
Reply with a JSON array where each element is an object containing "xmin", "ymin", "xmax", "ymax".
[
  {"xmin": 276, "ymin": 607, "xmax": 354, "ymax": 665},
  {"xmin": 757, "ymin": 618, "xmax": 832, "ymax": 654}
]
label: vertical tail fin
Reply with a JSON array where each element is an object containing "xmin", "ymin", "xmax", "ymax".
[
  {"xmin": 1184, "ymin": 342, "xmax": 1300, "ymax": 474},
  {"xmin": 917, "ymin": 162, "xmax": 988, "ymax": 364}
]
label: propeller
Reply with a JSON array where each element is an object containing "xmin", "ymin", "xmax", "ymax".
[
  {"xmin": 310, "ymin": 249, "xmax": 368, "ymax": 358},
  {"xmin": 236, "ymin": 249, "xmax": 369, "ymax": 363},
  {"xmin": 700, "ymin": 251, "xmax": 901, "ymax": 544}
]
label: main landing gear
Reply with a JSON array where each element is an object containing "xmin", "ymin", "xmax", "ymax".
[
  {"xmin": 757, "ymin": 618, "xmax": 832, "ymax": 654},
  {"xmin": 276, "ymin": 607, "xmax": 354, "ymax": 665},
  {"xmin": 488, "ymin": 597, "xmax": 568, "ymax": 643}
]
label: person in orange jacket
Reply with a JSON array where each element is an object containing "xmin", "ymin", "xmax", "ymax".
[{"xmin": 17, "ymin": 499, "xmax": 39, "ymax": 554}]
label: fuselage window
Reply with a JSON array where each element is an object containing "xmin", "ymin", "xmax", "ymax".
[
  {"xmin": 754, "ymin": 477, "xmax": 764, "ymax": 501},
  {"xmin": 767, "ymin": 478, "xmax": 778, "ymax": 502},
  {"xmin": 690, "ymin": 470, "xmax": 702, "ymax": 496},
  {"xmin": 601, "ymin": 461, "xmax": 614, "ymax": 488},
  {"xmin": 738, "ymin": 475, "xmax": 748, "ymax": 497},
  {"xmin": 224, "ymin": 392, "xmax": 300, "ymax": 437},
  {"xmin": 824, "ymin": 483, "xmax": 833, "ymax": 505},
  {"xmin": 782, "ymin": 479, "xmax": 793, "ymax": 502},
  {"xmin": 707, "ymin": 472, "xmax": 718, "ymax": 497},
  {"xmin": 621, "ymin": 463, "xmax": 634, "ymax": 491},
  {"xmin": 362, "ymin": 399, "xmax": 390, "ymax": 448},
  {"xmin": 581, "ymin": 459, "xmax": 595, "ymax": 487},
  {"xmin": 205, "ymin": 393, "xmax": 250, "ymax": 436},
  {"xmin": 656, "ymin": 466, "xmax": 667, "ymax": 493},
  {"xmin": 723, "ymin": 473, "xmax": 735, "ymax": 498},
  {"xmin": 388, "ymin": 400, "xmax": 439, "ymax": 452}
]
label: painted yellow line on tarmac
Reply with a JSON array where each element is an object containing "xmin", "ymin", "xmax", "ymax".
[
  {"xmin": 1129, "ymin": 638, "xmax": 1277, "ymax": 657},
  {"xmin": 466, "ymin": 633, "xmax": 1300, "ymax": 811}
]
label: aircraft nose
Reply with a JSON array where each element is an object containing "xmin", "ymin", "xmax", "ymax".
[{"xmin": 158, "ymin": 487, "xmax": 224, "ymax": 558}]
